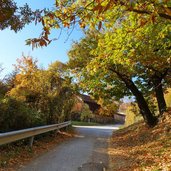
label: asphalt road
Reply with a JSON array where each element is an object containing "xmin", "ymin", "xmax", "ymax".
[{"xmin": 19, "ymin": 125, "xmax": 120, "ymax": 171}]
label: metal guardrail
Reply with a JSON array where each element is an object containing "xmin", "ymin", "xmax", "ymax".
[{"xmin": 0, "ymin": 121, "xmax": 71, "ymax": 146}]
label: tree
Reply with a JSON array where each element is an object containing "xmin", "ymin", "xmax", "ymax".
[
  {"xmin": 93, "ymin": 13, "xmax": 170, "ymax": 116},
  {"xmin": 124, "ymin": 18, "xmax": 170, "ymax": 115},
  {"xmin": 0, "ymin": 0, "xmax": 41, "ymax": 32},
  {"xmin": 0, "ymin": 63, "xmax": 42, "ymax": 132},
  {"xmin": 68, "ymin": 31, "xmax": 154, "ymax": 125},
  {"xmin": 98, "ymin": 99, "xmax": 119, "ymax": 117},
  {"xmin": 25, "ymin": 1, "xmax": 171, "ymax": 126},
  {"xmin": 8, "ymin": 55, "xmax": 39, "ymax": 102},
  {"xmin": 67, "ymin": 19, "xmax": 170, "ymax": 127},
  {"xmin": 80, "ymin": 103, "xmax": 94, "ymax": 122},
  {"xmin": 27, "ymin": 0, "xmax": 171, "ymax": 46},
  {"xmin": 8, "ymin": 55, "xmax": 76, "ymax": 124}
]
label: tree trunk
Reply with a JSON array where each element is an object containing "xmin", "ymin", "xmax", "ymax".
[
  {"xmin": 109, "ymin": 68, "xmax": 158, "ymax": 127},
  {"xmin": 124, "ymin": 78, "xmax": 158, "ymax": 127},
  {"xmin": 152, "ymin": 78, "xmax": 166, "ymax": 116}
]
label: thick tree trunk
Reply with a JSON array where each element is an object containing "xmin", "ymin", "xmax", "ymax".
[
  {"xmin": 124, "ymin": 79, "xmax": 158, "ymax": 127},
  {"xmin": 152, "ymin": 78, "xmax": 166, "ymax": 116},
  {"xmin": 109, "ymin": 68, "xmax": 158, "ymax": 127}
]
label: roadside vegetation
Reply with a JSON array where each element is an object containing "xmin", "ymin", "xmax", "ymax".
[
  {"xmin": 72, "ymin": 121, "xmax": 101, "ymax": 126},
  {"xmin": 0, "ymin": 56, "xmax": 76, "ymax": 132}
]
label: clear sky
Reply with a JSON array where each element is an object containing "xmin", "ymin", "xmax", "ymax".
[{"xmin": 0, "ymin": 0, "xmax": 83, "ymax": 77}]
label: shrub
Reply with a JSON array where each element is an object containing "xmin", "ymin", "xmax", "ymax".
[
  {"xmin": 165, "ymin": 88, "xmax": 171, "ymax": 107},
  {"xmin": 0, "ymin": 97, "xmax": 44, "ymax": 132},
  {"xmin": 80, "ymin": 104, "xmax": 94, "ymax": 122},
  {"xmin": 125, "ymin": 103, "xmax": 143, "ymax": 126}
]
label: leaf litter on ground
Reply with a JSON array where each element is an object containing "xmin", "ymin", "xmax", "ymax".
[
  {"xmin": 0, "ymin": 129, "xmax": 75, "ymax": 171},
  {"xmin": 108, "ymin": 111, "xmax": 171, "ymax": 171}
]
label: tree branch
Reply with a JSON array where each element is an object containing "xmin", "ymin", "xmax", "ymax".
[{"xmin": 127, "ymin": 8, "xmax": 171, "ymax": 20}]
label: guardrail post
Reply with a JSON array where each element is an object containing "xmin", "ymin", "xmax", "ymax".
[
  {"xmin": 65, "ymin": 126, "xmax": 68, "ymax": 132},
  {"xmin": 29, "ymin": 136, "xmax": 34, "ymax": 147},
  {"xmin": 54, "ymin": 129, "xmax": 59, "ymax": 137}
]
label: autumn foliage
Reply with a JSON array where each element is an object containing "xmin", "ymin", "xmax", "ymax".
[{"xmin": 0, "ymin": 56, "xmax": 76, "ymax": 132}]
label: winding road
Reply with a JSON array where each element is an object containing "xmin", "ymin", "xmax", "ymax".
[{"xmin": 19, "ymin": 125, "xmax": 120, "ymax": 171}]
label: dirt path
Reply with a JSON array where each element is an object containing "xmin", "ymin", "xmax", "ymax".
[{"xmin": 19, "ymin": 125, "xmax": 120, "ymax": 171}]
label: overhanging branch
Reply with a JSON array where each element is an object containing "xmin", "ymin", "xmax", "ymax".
[{"xmin": 127, "ymin": 8, "xmax": 171, "ymax": 20}]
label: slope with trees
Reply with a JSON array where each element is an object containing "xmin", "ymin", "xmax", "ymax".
[{"xmin": 67, "ymin": 16, "xmax": 170, "ymax": 126}]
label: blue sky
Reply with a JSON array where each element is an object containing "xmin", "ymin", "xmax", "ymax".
[{"xmin": 0, "ymin": 0, "xmax": 83, "ymax": 77}]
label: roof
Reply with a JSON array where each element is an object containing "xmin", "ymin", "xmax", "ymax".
[{"xmin": 80, "ymin": 94, "xmax": 97, "ymax": 104}]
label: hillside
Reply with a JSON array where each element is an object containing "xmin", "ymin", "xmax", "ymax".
[{"xmin": 108, "ymin": 111, "xmax": 171, "ymax": 171}]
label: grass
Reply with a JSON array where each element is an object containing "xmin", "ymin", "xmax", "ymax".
[{"xmin": 71, "ymin": 120, "xmax": 101, "ymax": 126}]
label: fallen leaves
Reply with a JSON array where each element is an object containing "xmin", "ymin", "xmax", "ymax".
[
  {"xmin": 108, "ymin": 111, "xmax": 171, "ymax": 171},
  {"xmin": 0, "ymin": 130, "xmax": 74, "ymax": 171}
]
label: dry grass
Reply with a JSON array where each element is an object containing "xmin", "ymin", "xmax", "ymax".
[{"xmin": 108, "ymin": 111, "xmax": 171, "ymax": 171}]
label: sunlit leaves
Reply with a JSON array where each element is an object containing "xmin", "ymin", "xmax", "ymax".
[
  {"xmin": 67, "ymin": 8, "xmax": 170, "ymax": 125},
  {"xmin": 26, "ymin": 0, "xmax": 171, "ymax": 47},
  {"xmin": 8, "ymin": 56, "xmax": 75, "ymax": 124},
  {"xmin": 67, "ymin": 31, "xmax": 129, "ymax": 102}
]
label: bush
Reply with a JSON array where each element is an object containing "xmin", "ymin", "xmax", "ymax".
[
  {"xmin": 80, "ymin": 104, "xmax": 94, "ymax": 122},
  {"xmin": 0, "ymin": 97, "xmax": 44, "ymax": 132},
  {"xmin": 125, "ymin": 103, "xmax": 143, "ymax": 126},
  {"xmin": 165, "ymin": 88, "xmax": 171, "ymax": 107}
]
